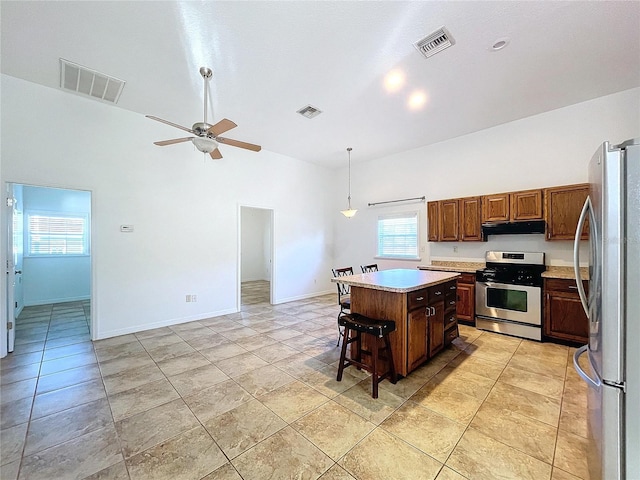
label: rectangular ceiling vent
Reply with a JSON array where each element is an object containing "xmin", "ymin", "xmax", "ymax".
[
  {"xmin": 414, "ymin": 27, "xmax": 455, "ymax": 59},
  {"xmin": 59, "ymin": 58, "xmax": 125, "ymax": 104},
  {"xmin": 296, "ymin": 104, "xmax": 322, "ymax": 119}
]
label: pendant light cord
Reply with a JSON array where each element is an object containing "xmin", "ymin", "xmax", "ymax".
[{"xmin": 347, "ymin": 147, "xmax": 352, "ymax": 208}]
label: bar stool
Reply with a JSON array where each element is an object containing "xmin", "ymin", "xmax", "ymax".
[{"xmin": 336, "ymin": 313, "xmax": 397, "ymax": 398}]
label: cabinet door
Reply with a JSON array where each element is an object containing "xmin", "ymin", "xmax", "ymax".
[
  {"xmin": 407, "ymin": 308, "xmax": 428, "ymax": 372},
  {"xmin": 428, "ymin": 301, "xmax": 445, "ymax": 357},
  {"xmin": 460, "ymin": 197, "xmax": 482, "ymax": 241},
  {"xmin": 438, "ymin": 199, "xmax": 459, "ymax": 241},
  {"xmin": 545, "ymin": 184, "xmax": 589, "ymax": 241},
  {"xmin": 427, "ymin": 201, "xmax": 439, "ymax": 242},
  {"xmin": 511, "ymin": 189, "xmax": 543, "ymax": 221},
  {"xmin": 482, "ymin": 193, "xmax": 509, "ymax": 222},
  {"xmin": 544, "ymin": 290, "xmax": 589, "ymax": 344},
  {"xmin": 456, "ymin": 281, "xmax": 475, "ymax": 322}
]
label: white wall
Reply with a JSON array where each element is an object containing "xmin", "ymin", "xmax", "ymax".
[
  {"xmin": 22, "ymin": 185, "xmax": 91, "ymax": 305},
  {"xmin": 241, "ymin": 207, "xmax": 271, "ymax": 282},
  {"xmin": 1, "ymin": 74, "xmax": 336, "ymax": 341},
  {"xmin": 333, "ymin": 87, "xmax": 640, "ymax": 270}
]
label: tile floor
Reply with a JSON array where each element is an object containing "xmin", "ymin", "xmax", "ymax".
[{"xmin": 0, "ymin": 281, "xmax": 591, "ymax": 480}]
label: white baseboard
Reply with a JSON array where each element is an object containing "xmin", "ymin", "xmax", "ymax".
[
  {"xmin": 274, "ymin": 289, "xmax": 334, "ymax": 305},
  {"xmin": 25, "ymin": 295, "xmax": 90, "ymax": 307}
]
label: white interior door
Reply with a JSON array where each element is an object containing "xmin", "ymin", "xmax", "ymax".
[{"xmin": 5, "ymin": 185, "xmax": 18, "ymax": 352}]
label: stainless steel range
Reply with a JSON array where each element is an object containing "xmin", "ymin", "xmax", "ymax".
[{"xmin": 475, "ymin": 251, "xmax": 546, "ymax": 341}]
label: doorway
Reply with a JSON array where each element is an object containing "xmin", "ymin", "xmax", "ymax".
[
  {"xmin": 4, "ymin": 183, "xmax": 92, "ymax": 357},
  {"xmin": 239, "ymin": 206, "xmax": 274, "ymax": 308}
]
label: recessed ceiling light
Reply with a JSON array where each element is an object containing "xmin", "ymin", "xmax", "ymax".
[
  {"xmin": 384, "ymin": 70, "xmax": 405, "ymax": 93},
  {"xmin": 408, "ymin": 91, "xmax": 427, "ymax": 110},
  {"xmin": 489, "ymin": 37, "xmax": 510, "ymax": 52}
]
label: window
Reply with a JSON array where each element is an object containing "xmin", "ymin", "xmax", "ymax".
[
  {"xmin": 27, "ymin": 213, "xmax": 89, "ymax": 255},
  {"xmin": 377, "ymin": 212, "xmax": 419, "ymax": 259}
]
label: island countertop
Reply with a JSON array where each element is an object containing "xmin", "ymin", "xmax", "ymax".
[{"xmin": 331, "ymin": 268, "xmax": 460, "ymax": 293}]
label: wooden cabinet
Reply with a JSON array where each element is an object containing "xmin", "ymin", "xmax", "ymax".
[
  {"xmin": 511, "ymin": 189, "xmax": 543, "ymax": 220},
  {"xmin": 544, "ymin": 278, "xmax": 589, "ymax": 344},
  {"xmin": 438, "ymin": 199, "xmax": 459, "ymax": 241},
  {"xmin": 460, "ymin": 197, "xmax": 482, "ymax": 241},
  {"xmin": 456, "ymin": 273, "xmax": 476, "ymax": 324},
  {"xmin": 407, "ymin": 308, "xmax": 428, "ymax": 372},
  {"xmin": 545, "ymin": 184, "xmax": 589, "ymax": 241},
  {"xmin": 428, "ymin": 300, "xmax": 445, "ymax": 357},
  {"xmin": 482, "ymin": 189, "xmax": 543, "ymax": 223},
  {"xmin": 427, "ymin": 201, "xmax": 439, "ymax": 242},
  {"xmin": 482, "ymin": 193, "xmax": 510, "ymax": 222}
]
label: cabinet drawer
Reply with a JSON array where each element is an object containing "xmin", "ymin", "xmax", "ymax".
[
  {"xmin": 428, "ymin": 284, "xmax": 446, "ymax": 302},
  {"xmin": 408, "ymin": 288, "xmax": 429, "ymax": 311},
  {"xmin": 445, "ymin": 293, "xmax": 457, "ymax": 311},
  {"xmin": 545, "ymin": 278, "xmax": 588, "ymax": 294},
  {"xmin": 444, "ymin": 311, "xmax": 457, "ymax": 328},
  {"xmin": 458, "ymin": 273, "xmax": 476, "ymax": 284}
]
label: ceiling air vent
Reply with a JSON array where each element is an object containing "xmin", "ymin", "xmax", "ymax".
[
  {"xmin": 414, "ymin": 27, "xmax": 455, "ymax": 59},
  {"xmin": 296, "ymin": 104, "xmax": 322, "ymax": 119},
  {"xmin": 60, "ymin": 58, "xmax": 125, "ymax": 104}
]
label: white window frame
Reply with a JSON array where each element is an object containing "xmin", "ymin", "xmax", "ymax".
[
  {"xmin": 26, "ymin": 211, "xmax": 90, "ymax": 257},
  {"xmin": 375, "ymin": 211, "xmax": 420, "ymax": 260}
]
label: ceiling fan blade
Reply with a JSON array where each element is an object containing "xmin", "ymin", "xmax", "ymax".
[
  {"xmin": 217, "ymin": 137, "xmax": 262, "ymax": 152},
  {"xmin": 154, "ymin": 137, "xmax": 194, "ymax": 146},
  {"xmin": 207, "ymin": 118, "xmax": 237, "ymax": 136},
  {"xmin": 146, "ymin": 115, "xmax": 194, "ymax": 134},
  {"xmin": 210, "ymin": 148, "xmax": 223, "ymax": 160}
]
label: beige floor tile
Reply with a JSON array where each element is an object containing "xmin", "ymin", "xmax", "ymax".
[
  {"xmin": 146, "ymin": 341, "xmax": 196, "ymax": 362},
  {"xmin": 42, "ymin": 342, "xmax": 94, "ymax": 361},
  {"xmin": 232, "ymin": 426, "xmax": 333, "ymax": 480},
  {"xmin": 184, "ymin": 379, "xmax": 253, "ymax": 424},
  {"xmin": 300, "ymin": 364, "xmax": 361, "ymax": 398},
  {"xmin": 0, "ymin": 460, "xmax": 20, "ymax": 480},
  {"xmin": 134, "ymin": 327, "xmax": 174, "ymax": 340},
  {"xmin": 258, "ymin": 380, "xmax": 330, "ymax": 423},
  {"xmin": 0, "ymin": 351, "xmax": 43, "ymax": 369},
  {"xmin": 185, "ymin": 332, "xmax": 230, "ymax": 351},
  {"xmin": 552, "ymin": 467, "xmax": 583, "ymax": 480},
  {"xmin": 98, "ymin": 350, "xmax": 155, "ymax": 377},
  {"xmin": 201, "ymin": 463, "xmax": 243, "ymax": 480},
  {"xmin": 168, "ymin": 363, "xmax": 229, "ymax": 397},
  {"xmin": 334, "ymin": 379, "xmax": 405, "ymax": 425},
  {"xmin": 233, "ymin": 364, "xmax": 295, "ymax": 396},
  {"xmin": 340, "ymin": 428, "xmax": 442, "ymax": 480},
  {"xmin": 378, "ymin": 370, "xmax": 429, "ymax": 399},
  {"xmin": 155, "ymin": 351, "xmax": 211, "ymax": 377},
  {"xmin": 36, "ymin": 363, "xmax": 102, "ymax": 395},
  {"xmin": 410, "ymin": 382, "xmax": 483, "ymax": 425},
  {"xmin": 381, "ymin": 400, "xmax": 466, "ymax": 463},
  {"xmin": 435, "ymin": 466, "xmax": 468, "ymax": 480},
  {"xmin": 108, "ymin": 378, "xmax": 180, "ymax": 421},
  {"xmin": 0, "ymin": 422, "xmax": 28, "ymax": 465},
  {"xmin": 409, "ymin": 357, "xmax": 450, "ymax": 381},
  {"xmin": 31, "ymin": 378, "xmax": 106, "ymax": 419},
  {"xmin": 470, "ymin": 401, "xmax": 558, "ymax": 464},
  {"xmin": 292, "ymin": 401, "xmax": 376, "ymax": 460},
  {"xmin": 171, "ymin": 325, "xmax": 213, "ymax": 340},
  {"xmin": 508, "ymin": 351, "xmax": 567, "ymax": 379},
  {"xmin": 272, "ymin": 352, "xmax": 327, "ymax": 378},
  {"xmin": 252, "ymin": 342, "xmax": 300, "ymax": 363},
  {"xmin": 554, "ymin": 429, "xmax": 591, "ymax": 479},
  {"xmin": 25, "ymin": 398, "xmax": 113, "ymax": 455},
  {"xmin": 0, "ymin": 396, "xmax": 33, "ymax": 430},
  {"xmin": 559, "ymin": 398, "xmax": 588, "ymax": 438},
  {"xmin": 83, "ymin": 461, "xmax": 130, "ymax": 479},
  {"xmin": 19, "ymin": 424, "xmax": 123, "ymax": 480},
  {"xmin": 45, "ymin": 333, "xmax": 91, "ymax": 349},
  {"xmin": 429, "ymin": 365, "xmax": 496, "ymax": 400},
  {"xmin": 0, "ymin": 377, "xmax": 37, "ymax": 404},
  {"xmin": 116, "ymin": 398, "xmax": 200, "ymax": 458},
  {"xmin": 319, "ymin": 464, "xmax": 357, "ymax": 479},
  {"xmin": 447, "ymin": 351, "xmax": 505, "ymax": 380},
  {"xmin": 446, "ymin": 427, "xmax": 552, "ymax": 480},
  {"xmin": 484, "ymin": 381, "xmax": 561, "ymax": 426},
  {"xmin": 93, "ymin": 334, "xmax": 138, "ymax": 351},
  {"xmin": 204, "ymin": 398, "xmax": 287, "ymax": 459},
  {"xmin": 94, "ymin": 340, "xmax": 145, "ymax": 363},
  {"xmin": 126, "ymin": 426, "xmax": 226, "ymax": 480},
  {"xmin": 198, "ymin": 343, "xmax": 247, "ymax": 363},
  {"xmin": 234, "ymin": 333, "xmax": 278, "ymax": 351},
  {"xmin": 214, "ymin": 351, "xmax": 270, "ymax": 378},
  {"xmin": 0, "ymin": 362, "xmax": 41, "ymax": 386},
  {"xmin": 220, "ymin": 327, "xmax": 261, "ymax": 341},
  {"xmin": 499, "ymin": 365, "xmax": 565, "ymax": 400},
  {"xmin": 103, "ymin": 363, "xmax": 165, "ymax": 395},
  {"xmin": 266, "ymin": 328, "xmax": 305, "ymax": 342},
  {"xmin": 137, "ymin": 333, "xmax": 184, "ymax": 350}
]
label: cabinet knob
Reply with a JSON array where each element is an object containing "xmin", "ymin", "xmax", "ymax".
[
  {"xmin": 449, "ymin": 285, "xmax": 456, "ymax": 290},
  {"xmin": 416, "ymin": 296, "xmax": 424, "ymax": 301},
  {"xmin": 435, "ymin": 291, "xmax": 442, "ymax": 296}
]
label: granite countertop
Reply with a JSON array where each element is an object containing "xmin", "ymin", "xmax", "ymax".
[
  {"xmin": 331, "ymin": 268, "xmax": 460, "ymax": 293},
  {"xmin": 542, "ymin": 266, "xmax": 589, "ymax": 280},
  {"xmin": 417, "ymin": 261, "xmax": 484, "ymax": 274}
]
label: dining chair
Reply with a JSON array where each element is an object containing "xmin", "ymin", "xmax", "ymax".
[
  {"xmin": 360, "ymin": 263, "xmax": 378, "ymax": 273},
  {"xmin": 331, "ymin": 267, "xmax": 353, "ymax": 346}
]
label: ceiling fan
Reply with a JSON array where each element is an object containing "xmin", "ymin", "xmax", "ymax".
[{"xmin": 146, "ymin": 67, "xmax": 261, "ymax": 160}]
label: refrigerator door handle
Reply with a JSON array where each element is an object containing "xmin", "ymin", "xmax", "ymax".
[
  {"xmin": 573, "ymin": 196, "xmax": 591, "ymax": 316},
  {"xmin": 573, "ymin": 344, "xmax": 600, "ymax": 388}
]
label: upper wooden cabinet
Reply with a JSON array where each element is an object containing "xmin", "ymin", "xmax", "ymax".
[
  {"xmin": 482, "ymin": 189, "xmax": 543, "ymax": 223},
  {"xmin": 481, "ymin": 193, "xmax": 509, "ymax": 222},
  {"xmin": 438, "ymin": 199, "xmax": 459, "ymax": 241},
  {"xmin": 427, "ymin": 201, "xmax": 439, "ymax": 242},
  {"xmin": 545, "ymin": 184, "xmax": 589, "ymax": 240},
  {"xmin": 459, "ymin": 197, "xmax": 482, "ymax": 241}
]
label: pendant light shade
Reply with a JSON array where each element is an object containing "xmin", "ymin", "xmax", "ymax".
[{"xmin": 341, "ymin": 147, "xmax": 357, "ymax": 218}]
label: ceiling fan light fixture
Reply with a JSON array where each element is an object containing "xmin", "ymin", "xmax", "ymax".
[{"xmin": 192, "ymin": 136, "xmax": 218, "ymax": 153}]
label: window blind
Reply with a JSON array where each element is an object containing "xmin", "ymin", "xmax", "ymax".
[
  {"xmin": 28, "ymin": 214, "xmax": 87, "ymax": 255},
  {"xmin": 377, "ymin": 212, "xmax": 419, "ymax": 258}
]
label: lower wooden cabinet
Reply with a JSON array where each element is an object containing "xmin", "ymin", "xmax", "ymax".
[
  {"xmin": 407, "ymin": 308, "xmax": 428, "ymax": 371},
  {"xmin": 428, "ymin": 300, "xmax": 445, "ymax": 357},
  {"xmin": 456, "ymin": 273, "xmax": 476, "ymax": 324},
  {"xmin": 544, "ymin": 278, "xmax": 589, "ymax": 344}
]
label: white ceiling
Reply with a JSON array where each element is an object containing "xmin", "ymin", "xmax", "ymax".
[{"xmin": 2, "ymin": 1, "xmax": 639, "ymax": 168}]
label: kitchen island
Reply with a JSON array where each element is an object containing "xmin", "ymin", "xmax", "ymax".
[{"xmin": 331, "ymin": 269, "xmax": 460, "ymax": 377}]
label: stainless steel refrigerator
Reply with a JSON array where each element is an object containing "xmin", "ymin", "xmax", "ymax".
[{"xmin": 573, "ymin": 138, "xmax": 639, "ymax": 480}]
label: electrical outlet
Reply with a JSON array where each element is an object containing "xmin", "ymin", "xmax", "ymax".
[
  {"xmin": 192, "ymin": 295, "xmax": 197, "ymax": 302},
  {"xmin": 185, "ymin": 295, "xmax": 191, "ymax": 302},
  {"xmin": 453, "ymin": 246, "xmax": 458, "ymax": 253}
]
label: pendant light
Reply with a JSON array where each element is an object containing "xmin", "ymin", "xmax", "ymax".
[{"xmin": 341, "ymin": 147, "xmax": 357, "ymax": 218}]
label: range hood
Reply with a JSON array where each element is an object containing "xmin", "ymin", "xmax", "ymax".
[{"xmin": 481, "ymin": 220, "xmax": 546, "ymax": 240}]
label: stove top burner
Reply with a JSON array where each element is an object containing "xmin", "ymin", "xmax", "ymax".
[{"xmin": 476, "ymin": 251, "xmax": 546, "ymax": 287}]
